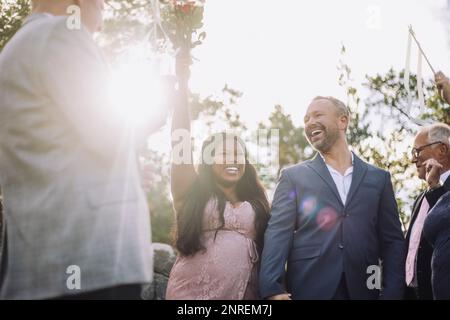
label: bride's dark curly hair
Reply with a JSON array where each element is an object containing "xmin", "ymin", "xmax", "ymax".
[{"xmin": 174, "ymin": 132, "xmax": 270, "ymax": 256}]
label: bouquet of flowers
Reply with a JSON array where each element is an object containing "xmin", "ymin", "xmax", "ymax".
[{"xmin": 151, "ymin": 0, "xmax": 206, "ymax": 59}]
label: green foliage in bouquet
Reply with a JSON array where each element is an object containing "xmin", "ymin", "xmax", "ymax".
[{"xmin": 158, "ymin": 0, "xmax": 206, "ymax": 52}]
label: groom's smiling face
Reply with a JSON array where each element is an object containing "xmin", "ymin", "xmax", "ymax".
[{"xmin": 304, "ymin": 99, "xmax": 341, "ymax": 152}]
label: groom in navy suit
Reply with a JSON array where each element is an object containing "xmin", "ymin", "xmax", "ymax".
[{"xmin": 259, "ymin": 96, "xmax": 405, "ymax": 300}]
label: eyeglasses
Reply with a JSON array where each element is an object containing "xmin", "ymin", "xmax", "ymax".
[{"xmin": 411, "ymin": 141, "xmax": 444, "ymax": 159}]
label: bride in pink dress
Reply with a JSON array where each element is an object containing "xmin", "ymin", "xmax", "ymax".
[{"xmin": 165, "ymin": 54, "xmax": 270, "ymax": 300}]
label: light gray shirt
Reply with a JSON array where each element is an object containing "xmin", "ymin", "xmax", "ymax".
[{"xmin": 0, "ymin": 13, "xmax": 160, "ymax": 299}]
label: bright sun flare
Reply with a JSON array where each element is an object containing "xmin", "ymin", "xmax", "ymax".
[{"xmin": 110, "ymin": 44, "xmax": 174, "ymax": 128}]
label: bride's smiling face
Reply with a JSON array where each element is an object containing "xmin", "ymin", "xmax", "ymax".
[{"xmin": 211, "ymin": 137, "xmax": 246, "ymax": 188}]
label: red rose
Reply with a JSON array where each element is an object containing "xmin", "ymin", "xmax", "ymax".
[{"xmin": 181, "ymin": 3, "xmax": 193, "ymax": 14}]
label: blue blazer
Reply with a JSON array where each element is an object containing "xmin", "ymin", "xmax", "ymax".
[{"xmin": 259, "ymin": 153, "xmax": 405, "ymax": 299}]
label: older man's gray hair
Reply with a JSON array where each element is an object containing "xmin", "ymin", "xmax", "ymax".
[{"xmin": 427, "ymin": 123, "xmax": 450, "ymax": 145}]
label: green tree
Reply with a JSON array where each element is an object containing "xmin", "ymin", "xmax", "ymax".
[
  {"xmin": 140, "ymin": 150, "xmax": 173, "ymax": 244},
  {"xmin": 0, "ymin": 0, "xmax": 31, "ymax": 235},
  {"xmin": 337, "ymin": 45, "xmax": 449, "ymax": 229},
  {"xmin": 361, "ymin": 68, "xmax": 449, "ymax": 228},
  {"xmin": 190, "ymin": 85, "xmax": 246, "ymax": 130},
  {"xmin": 0, "ymin": 0, "xmax": 30, "ymax": 51},
  {"xmin": 100, "ymin": 0, "xmax": 154, "ymax": 58},
  {"xmin": 257, "ymin": 105, "xmax": 309, "ymax": 187}
]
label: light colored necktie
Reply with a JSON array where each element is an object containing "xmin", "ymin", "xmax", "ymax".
[{"xmin": 405, "ymin": 197, "xmax": 430, "ymax": 286}]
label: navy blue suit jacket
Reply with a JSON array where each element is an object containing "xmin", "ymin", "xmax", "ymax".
[{"xmin": 259, "ymin": 153, "xmax": 405, "ymax": 299}]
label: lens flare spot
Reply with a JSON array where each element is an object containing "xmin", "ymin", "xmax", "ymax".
[
  {"xmin": 288, "ymin": 189, "xmax": 297, "ymax": 201},
  {"xmin": 316, "ymin": 207, "xmax": 338, "ymax": 230},
  {"xmin": 300, "ymin": 196, "xmax": 318, "ymax": 216}
]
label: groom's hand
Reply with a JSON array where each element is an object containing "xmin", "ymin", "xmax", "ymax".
[{"xmin": 268, "ymin": 293, "xmax": 292, "ymax": 300}]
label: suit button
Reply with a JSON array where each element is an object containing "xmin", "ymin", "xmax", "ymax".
[
  {"xmin": 344, "ymin": 213, "xmax": 349, "ymax": 217},
  {"xmin": 339, "ymin": 244, "xmax": 344, "ymax": 249}
]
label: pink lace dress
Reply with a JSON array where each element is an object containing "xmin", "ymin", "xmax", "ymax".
[{"xmin": 165, "ymin": 199, "xmax": 260, "ymax": 300}]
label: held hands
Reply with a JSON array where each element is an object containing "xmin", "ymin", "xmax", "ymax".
[
  {"xmin": 435, "ymin": 71, "xmax": 450, "ymax": 105},
  {"xmin": 423, "ymin": 158, "xmax": 443, "ymax": 190},
  {"xmin": 268, "ymin": 293, "xmax": 292, "ymax": 300}
]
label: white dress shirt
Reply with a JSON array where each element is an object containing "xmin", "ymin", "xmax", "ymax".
[
  {"xmin": 320, "ymin": 152, "xmax": 354, "ymax": 205},
  {"xmin": 440, "ymin": 169, "xmax": 450, "ymax": 185}
]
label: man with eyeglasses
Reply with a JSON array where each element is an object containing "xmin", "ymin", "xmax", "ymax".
[{"xmin": 405, "ymin": 121, "xmax": 450, "ymax": 300}]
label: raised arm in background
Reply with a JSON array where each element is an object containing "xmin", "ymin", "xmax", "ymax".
[
  {"xmin": 435, "ymin": 71, "xmax": 450, "ymax": 105},
  {"xmin": 171, "ymin": 50, "xmax": 197, "ymax": 212}
]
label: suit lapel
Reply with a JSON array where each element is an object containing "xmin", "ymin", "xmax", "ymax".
[
  {"xmin": 307, "ymin": 153, "xmax": 343, "ymax": 206},
  {"xmin": 344, "ymin": 153, "xmax": 368, "ymax": 207},
  {"xmin": 444, "ymin": 176, "xmax": 450, "ymax": 192}
]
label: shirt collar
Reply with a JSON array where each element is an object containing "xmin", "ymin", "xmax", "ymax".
[
  {"xmin": 319, "ymin": 151, "xmax": 354, "ymax": 164},
  {"xmin": 441, "ymin": 169, "xmax": 450, "ymax": 185},
  {"xmin": 319, "ymin": 151, "xmax": 354, "ymax": 176}
]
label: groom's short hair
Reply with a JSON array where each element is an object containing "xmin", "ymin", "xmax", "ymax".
[{"xmin": 312, "ymin": 96, "xmax": 350, "ymax": 118}]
